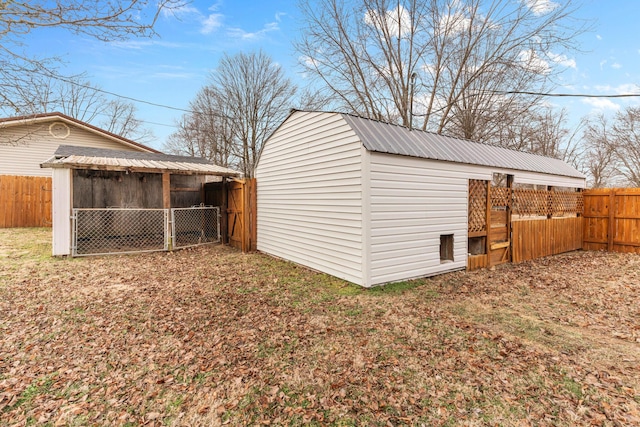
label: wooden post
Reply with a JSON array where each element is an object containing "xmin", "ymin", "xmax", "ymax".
[
  {"xmin": 162, "ymin": 172, "xmax": 172, "ymax": 250},
  {"xmin": 485, "ymin": 180, "xmax": 492, "ymax": 268},
  {"xmin": 221, "ymin": 178, "xmax": 229, "ymax": 245},
  {"xmin": 507, "ymin": 175, "xmax": 514, "ymax": 263},
  {"xmin": 608, "ymin": 189, "xmax": 615, "ymax": 251},
  {"xmin": 547, "ymin": 186, "xmax": 554, "ymax": 219},
  {"xmin": 162, "ymin": 172, "xmax": 171, "ymax": 209},
  {"xmin": 247, "ymin": 179, "xmax": 257, "ymax": 251}
]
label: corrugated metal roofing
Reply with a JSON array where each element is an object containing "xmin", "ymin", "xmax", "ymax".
[
  {"xmin": 40, "ymin": 145, "xmax": 240, "ymax": 176},
  {"xmin": 341, "ymin": 113, "xmax": 585, "ymax": 179}
]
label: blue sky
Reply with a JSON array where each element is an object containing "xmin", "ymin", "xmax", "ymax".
[{"xmin": 21, "ymin": 0, "xmax": 640, "ymax": 150}]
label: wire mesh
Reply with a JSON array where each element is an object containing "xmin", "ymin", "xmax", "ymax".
[
  {"xmin": 73, "ymin": 208, "xmax": 168, "ymax": 256},
  {"xmin": 171, "ymin": 206, "xmax": 220, "ymax": 249}
]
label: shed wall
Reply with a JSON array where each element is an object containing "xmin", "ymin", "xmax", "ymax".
[
  {"xmin": 367, "ymin": 153, "xmax": 585, "ymax": 286},
  {"xmin": 255, "ymin": 111, "xmax": 365, "ymax": 285},
  {"xmin": 0, "ymin": 122, "xmax": 144, "ymax": 177},
  {"xmin": 368, "ymin": 153, "xmax": 473, "ymax": 285}
]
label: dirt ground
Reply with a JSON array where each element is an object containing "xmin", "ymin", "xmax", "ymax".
[{"xmin": 0, "ymin": 228, "xmax": 639, "ymax": 426}]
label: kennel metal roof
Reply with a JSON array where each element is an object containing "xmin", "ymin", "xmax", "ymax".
[{"xmin": 41, "ymin": 145, "xmax": 241, "ymax": 177}]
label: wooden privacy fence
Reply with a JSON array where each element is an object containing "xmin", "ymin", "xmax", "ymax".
[
  {"xmin": 511, "ymin": 217, "xmax": 583, "ymax": 263},
  {"xmin": 583, "ymin": 188, "xmax": 640, "ymax": 253},
  {"xmin": 0, "ymin": 175, "xmax": 52, "ymax": 228}
]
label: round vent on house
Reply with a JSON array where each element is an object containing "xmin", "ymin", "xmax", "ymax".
[{"xmin": 49, "ymin": 122, "xmax": 70, "ymax": 139}]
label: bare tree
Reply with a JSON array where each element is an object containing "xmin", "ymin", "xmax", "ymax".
[
  {"xmin": 165, "ymin": 51, "xmax": 296, "ymax": 177},
  {"xmin": 164, "ymin": 87, "xmax": 235, "ymax": 168},
  {"xmin": 611, "ymin": 107, "xmax": 640, "ymax": 187},
  {"xmin": 5, "ymin": 74, "xmax": 154, "ymax": 142},
  {"xmin": 0, "ymin": 0, "xmax": 184, "ymax": 115},
  {"xmin": 297, "ymin": 0, "xmax": 585, "ymax": 142},
  {"xmin": 581, "ymin": 114, "xmax": 617, "ymax": 188},
  {"xmin": 498, "ymin": 107, "xmax": 584, "ymax": 163}
]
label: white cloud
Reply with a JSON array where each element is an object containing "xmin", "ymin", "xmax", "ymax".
[
  {"xmin": 596, "ymin": 34, "xmax": 602, "ymax": 40},
  {"xmin": 594, "ymin": 83, "xmax": 638, "ymax": 95},
  {"xmin": 524, "ymin": 0, "xmax": 559, "ymax": 16},
  {"xmin": 108, "ymin": 40, "xmax": 184, "ymax": 50},
  {"xmin": 201, "ymin": 13, "xmax": 223, "ymax": 34},
  {"xmin": 582, "ymin": 98, "xmax": 620, "ymax": 111},
  {"xmin": 227, "ymin": 21, "xmax": 279, "ymax": 40},
  {"xmin": 611, "ymin": 62, "xmax": 622, "ymax": 69},
  {"xmin": 364, "ymin": 5, "xmax": 412, "ymax": 37},
  {"xmin": 438, "ymin": 10, "xmax": 471, "ymax": 35},
  {"xmin": 547, "ymin": 52, "xmax": 576, "ymax": 69},
  {"xmin": 518, "ymin": 49, "xmax": 551, "ymax": 74},
  {"xmin": 162, "ymin": 4, "xmax": 200, "ymax": 19}
]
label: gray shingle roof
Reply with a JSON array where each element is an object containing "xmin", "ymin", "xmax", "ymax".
[{"xmin": 341, "ymin": 114, "xmax": 585, "ymax": 179}]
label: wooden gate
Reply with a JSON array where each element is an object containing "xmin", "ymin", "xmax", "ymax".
[
  {"xmin": 468, "ymin": 179, "xmax": 512, "ymax": 270},
  {"xmin": 489, "ymin": 187, "xmax": 511, "ymax": 266},
  {"xmin": 227, "ymin": 179, "xmax": 257, "ymax": 252}
]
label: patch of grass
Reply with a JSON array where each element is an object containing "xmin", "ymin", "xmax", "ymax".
[
  {"xmin": 366, "ymin": 280, "xmax": 425, "ymax": 295},
  {"xmin": 0, "ymin": 228, "xmax": 52, "ymax": 262},
  {"xmin": 448, "ymin": 303, "xmax": 586, "ymax": 354},
  {"xmin": 167, "ymin": 395, "xmax": 185, "ymax": 412},
  {"xmin": 6, "ymin": 373, "xmax": 57, "ymax": 412}
]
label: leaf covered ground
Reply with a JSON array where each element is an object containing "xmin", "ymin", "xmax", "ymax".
[{"xmin": 0, "ymin": 228, "xmax": 639, "ymax": 426}]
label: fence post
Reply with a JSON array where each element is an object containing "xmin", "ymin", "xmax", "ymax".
[
  {"xmin": 485, "ymin": 180, "xmax": 492, "ymax": 268},
  {"xmin": 608, "ymin": 189, "xmax": 615, "ymax": 251}
]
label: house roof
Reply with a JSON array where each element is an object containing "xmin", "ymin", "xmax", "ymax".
[
  {"xmin": 40, "ymin": 145, "xmax": 241, "ymax": 177},
  {"xmin": 339, "ymin": 113, "xmax": 585, "ymax": 179},
  {"xmin": 0, "ymin": 112, "xmax": 159, "ymax": 153}
]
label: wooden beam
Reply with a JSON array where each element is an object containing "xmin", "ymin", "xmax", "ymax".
[
  {"xmin": 507, "ymin": 175, "xmax": 514, "ymax": 264},
  {"xmin": 170, "ymin": 187, "xmax": 201, "ymax": 192},
  {"xmin": 485, "ymin": 180, "xmax": 492, "ymax": 268},
  {"xmin": 162, "ymin": 172, "xmax": 171, "ymax": 209}
]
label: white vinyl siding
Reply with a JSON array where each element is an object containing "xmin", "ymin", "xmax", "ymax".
[
  {"xmin": 51, "ymin": 168, "xmax": 72, "ymax": 256},
  {"xmin": 255, "ymin": 111, "xmax": 365, "ymax": 285},
  {"xmin": 0, "ymin": 122, "xmax": 146, "ymax": 177},
  {"xmin": 513, "ymin": 170, "xmax": 585, "ymax": 188},
  {"xmin": 367, "ymin": 154, "xmax": 585, "ymax": 286},
  {"xmin": 368, "ymin": 153, "xmax": 471, "ymax": 285}
]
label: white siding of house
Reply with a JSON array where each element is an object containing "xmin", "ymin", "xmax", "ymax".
[
  {"xmin": 0, "ymin": 122, "xmax": 146, "ymax": 177},
  {"xmin": 255, "ymin": 111, "xmax": 365, "ymax": 285}
]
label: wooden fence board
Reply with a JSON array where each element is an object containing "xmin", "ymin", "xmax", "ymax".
[
  {"xmin": 0, "ymin": 175, "xmax": 52, "ymax": 228},
  {"xmin": 512, "ymin": 217, "xmax": 582, "ymax": 263},
  {"xmin": 583, "ymin": 188, "xmax": 640, "ymax": 254}
]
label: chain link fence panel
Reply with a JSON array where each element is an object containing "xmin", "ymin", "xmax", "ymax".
[
  {"xmin": 171, "ymin": 206, "xmax": 220, "ymax": 249},
  {"xmin": 73, "ymin": 208, "xmax": 168, "ymax": 256}
]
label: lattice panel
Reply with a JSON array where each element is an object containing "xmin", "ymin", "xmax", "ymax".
[
  {"xmin": 551, "ymin": 191, "xmax": 584, "ymax": 216},
  {"xmin": 491, "ymin": 187, "xmax": 511, "ymax": 208},
  {"xmin": 512, "ymin": 189, "xmax": 550, "ymax": 216},
  {"xmin": 468, "ymin": 180, "xmax": 487, "ymax": 233}
]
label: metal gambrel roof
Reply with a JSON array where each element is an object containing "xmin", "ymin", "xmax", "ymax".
[
  {"xmin": 40, "ymin": 145, "xmax": 240, "ymax": 177},
  {"xmin": 341, "ymin": 114, "xmax": 585, "ymax": 179}
]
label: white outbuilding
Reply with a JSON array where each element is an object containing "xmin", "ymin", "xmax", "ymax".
[{"xmin": 255, "ymin": 110, "xmax": 585, "ymax": 287}]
